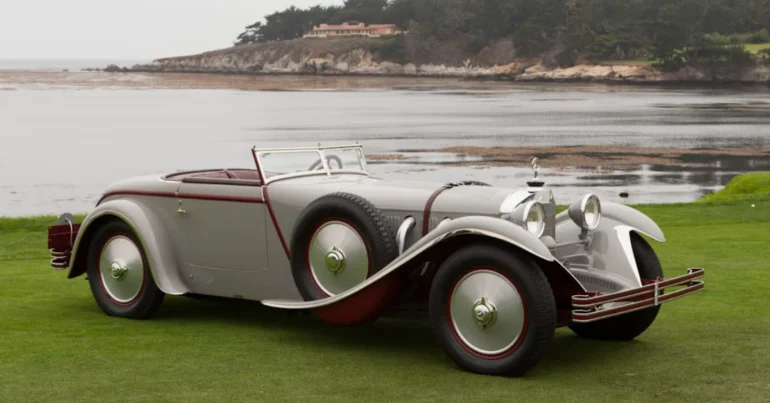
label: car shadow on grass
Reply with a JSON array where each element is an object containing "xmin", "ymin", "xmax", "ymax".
[
  {"xmin": 137, "ymin": 295, "xmax": 654, "ymax": 376},
  {"xmin": 155, "ymin": 295, "xmax": 444, "ymax": 355},
  {"xmin": 60, "ymin": 292, "xmax": 657, "ymax": 376}
]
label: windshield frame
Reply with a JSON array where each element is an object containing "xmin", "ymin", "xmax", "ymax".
[{"xmin": 251, "ymin": 144, "xmax": 370, "ymax": 185}]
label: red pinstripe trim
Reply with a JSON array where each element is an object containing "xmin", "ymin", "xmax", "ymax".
[
  {"xmin": 423, "ymin": 185, "xmax": 451, "ymax": 235},
  {"xmin": 96, "ymin": 186, "xmax": 291, "ymax": 261},
  {"xmin": 263, "ymin": 186, "xmax": 291, "ymax": 260},
  {"xmin": 96, "ymin": 190, "xmax": 264, "ymax": 206}
]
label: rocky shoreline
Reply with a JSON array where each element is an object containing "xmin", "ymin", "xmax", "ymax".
[
  {"xmin": 106, "ymin": 61, "xmax": 770, "ymax": 86},
  {"xmin": 97, "ymin": 38, "xmax": 770, "ymax": 85}
]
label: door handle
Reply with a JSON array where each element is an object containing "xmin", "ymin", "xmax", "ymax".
[{"xmin": 176, "ymin": 199, "xmax": 186, "ymax": 216}]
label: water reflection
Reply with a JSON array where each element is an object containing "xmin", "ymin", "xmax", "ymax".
[{"xmin": 376, "ymin": 150, "xmax": 770, "ymax": 204}]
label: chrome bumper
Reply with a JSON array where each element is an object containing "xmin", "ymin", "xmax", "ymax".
[
  {"xmin": 571, "ymin": 268, "xmax": 705, "ymax": 323},
  {"xmin": 47, "ymin": 214, "xmax": 80, "ymax": 270}
]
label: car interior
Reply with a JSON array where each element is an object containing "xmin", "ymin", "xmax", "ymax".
[{"xmin": 164, "ymin": 169, "xmax": 263, "ymax": 186}]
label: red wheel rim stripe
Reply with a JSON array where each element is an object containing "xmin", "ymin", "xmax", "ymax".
[{"xmin": 445, "ymin": 266, "xmax": 529, "ymax": 360}]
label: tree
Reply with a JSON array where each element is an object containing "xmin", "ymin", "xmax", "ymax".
[
  {"xmin": 230, "ymin": 0, "xmax": 770, "ymax": 67},
  {"xmin": 235, "ymin": 22, "xmax": 263, "ymax": 45}
]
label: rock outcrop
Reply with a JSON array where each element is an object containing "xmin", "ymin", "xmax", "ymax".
[{"xmin": 126, "ymin": 38, "xmax": 770, "ymax": 84}]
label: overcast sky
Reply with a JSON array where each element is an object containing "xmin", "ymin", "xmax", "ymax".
[{"xmin": 0, "ymin": 0, "xmax": 339, "ymax": 61}]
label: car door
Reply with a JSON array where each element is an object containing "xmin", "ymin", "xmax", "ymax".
[{"xmin": 174, "ymin": 180, "xmax": 268, "ymax": 299}]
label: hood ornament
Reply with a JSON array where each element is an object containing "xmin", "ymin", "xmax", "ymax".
[{"xmin": 527, "ymin": 157, "xmax": 545, "ymax": 189}]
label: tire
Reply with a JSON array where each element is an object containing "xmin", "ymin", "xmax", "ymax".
[
  {"xmin": 289, "ymin": 192, "xmax": 399, "ymax": 325},
  {"xmin": 568, "ymin": 232, "xmax": 664, "ymax": 341},
  {"xmin": 429, "ymin": 244, "xmax": 557, "ymax": 377},
  {"xmin": 86, "ymin": 220, "xmax": 165, "ymax": 319}
]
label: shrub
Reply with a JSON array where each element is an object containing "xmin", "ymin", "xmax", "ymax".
[
  {"xmin": 698, "ymin": 172, "xmax": 770, "ymax": 204},
  {"xmin": 703, "ymin": 32, "xmax": 730, "ymax": 46},
  {"xmin": 747, "ymin": 29, "xmax": 770, "ymax": 44},
  {"xmin": 370, "ymin": 35, "xmax": 408, "ymax": 63},
  {"xmin": 690, "ymin": 44, "xmax": 755, "ymax": 66}
]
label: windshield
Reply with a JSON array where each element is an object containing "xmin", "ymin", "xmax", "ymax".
[{"xmin": 255, "ymin": 146, "xmax": 368, "ymax": 182}]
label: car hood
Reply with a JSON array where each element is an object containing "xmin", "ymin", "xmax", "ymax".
[{"xmin": 337, "ymin": 176, "xmax": 519, "ymax": 217}]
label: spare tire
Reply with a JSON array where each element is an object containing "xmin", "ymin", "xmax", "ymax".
[{"xmin": 290, "ymin": 192, "xmax": 398, "ymax": 301}]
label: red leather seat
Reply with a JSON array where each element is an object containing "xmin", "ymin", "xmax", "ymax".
[{"xmin": 167, "ymin": 169, "xmax": 262, "ymax": 186}]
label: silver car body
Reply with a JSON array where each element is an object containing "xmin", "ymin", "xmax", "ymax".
[{"xmin": 50, "ymin": 144, "xmax": 694, "ymax": 324}]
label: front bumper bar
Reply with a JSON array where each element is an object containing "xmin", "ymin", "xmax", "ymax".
[{"xmin": 571, "ymin": 268, "xmax": 704, "ymax": 323}]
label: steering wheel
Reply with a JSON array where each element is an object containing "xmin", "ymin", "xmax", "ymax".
[{"xmin": 308, "ymin": 155, "xmax": 343, "ymax": 171}]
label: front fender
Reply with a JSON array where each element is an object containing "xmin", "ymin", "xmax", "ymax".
[
  {"xmin": 68, "ymin": 199, "xmax": 189, "ymax": 295},
  {"xmin": 554, "ymin": 201, "xmax": 665, "ymax": 289},
  {"xmin": 262, "ymin": 215, "xmax": 572, "ymax": 310},
  {"xmin": 556, "ymin": 201, "xmax": 665, "ymax": 242}
]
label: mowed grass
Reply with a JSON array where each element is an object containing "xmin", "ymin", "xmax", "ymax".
[
  {"xmin": 2, "ymin": 195, "xmax": 770, "ymax": 401},
  {"xmin": 744, "ymin": 42, "xmax": 770, "ymax": 54}
]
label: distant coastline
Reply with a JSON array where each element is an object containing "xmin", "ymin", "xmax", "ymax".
[
  {"xmin": 0, "ymin": 58, "xmax": 150, "ymax": 71},
  {"xmin": 89, "ymin": 38, "xmax": 770, "ymax": 86}
]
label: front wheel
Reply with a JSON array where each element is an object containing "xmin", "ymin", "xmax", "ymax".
[
  {"xmin": 429, "ymin": 244, "xmax": 557, "ymax": 377},
  {"xmin": 86, "ymin": 220, "xmax": 165, "ymax": 319}
]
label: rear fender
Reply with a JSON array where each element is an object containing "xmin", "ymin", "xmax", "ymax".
[
  {"xmin": 261, "ymin": 215, "xmax": 585, "ymax": 310},
  {"xmin": 67, "ymin": 199, "xmax": 189, "ymax": 295}
]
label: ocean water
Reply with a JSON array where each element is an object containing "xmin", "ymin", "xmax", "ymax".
[
  {"xmin": 1, "ymin": 74, "xmax": 769, "ymax": 217},
  {"xmin": 0, "ymin": 58, "xmax": 149, "ymax": 71}
]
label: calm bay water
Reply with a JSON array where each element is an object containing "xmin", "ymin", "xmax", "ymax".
[{"xmin": 1, "ymin": 76, "xmax": 769, "ymax": 217}]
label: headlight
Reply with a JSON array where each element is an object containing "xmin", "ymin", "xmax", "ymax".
[
  {"xmin": 568, "ymin": 194, "xmax": 601, "ymax": 230},
  {"xmin": 511, "ymin": 201, "xmax": 546, "ymax": 238}
]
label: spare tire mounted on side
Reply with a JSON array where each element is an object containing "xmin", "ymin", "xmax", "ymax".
[{"xmin": 289, "ymin": 192, "xmax": 400, "ymax": 324}]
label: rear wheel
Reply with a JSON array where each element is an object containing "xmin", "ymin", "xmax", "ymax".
[
  {"xmin": 86, "ymin": 220, "xmax": 165, "ymax": 319},
  {"xmin": 429, "ymin": 244, "xmax": 556, "ymax": 376},
  {"xmin": 568, "ymin": 232, "xmax": 664, "ymax": 341}
]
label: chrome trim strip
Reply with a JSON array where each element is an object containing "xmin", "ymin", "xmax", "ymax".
[
  {"xmin": 570, "ymin": 268, "xmax": 704, "ymax": 323},
  {"xmin": 572, "ymin": 268, "xmax": 704, "ymax": 308},
  {"xmin": 571, "ymin": 281, "xmax": 704, "ymax": 323},
  {"xmin": 253, "ymin": 144, "xmax": 363, "ymax": 152},
  {"xmin": 499, "ymin": 190, "xmax": 533, "ymax": 215},
  {"xmin": 396, "ymin": 216, "xmax": 416, "ymax": 255}
]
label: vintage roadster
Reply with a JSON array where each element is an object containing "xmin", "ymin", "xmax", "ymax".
[{"xmin": 47, "ymin": 144, "xmax": 704, "ymax": 377}]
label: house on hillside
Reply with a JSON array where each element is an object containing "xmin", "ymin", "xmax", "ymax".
[{"xmin": 303, "ymin": 22, "xmax": 403, "ymax": 38}]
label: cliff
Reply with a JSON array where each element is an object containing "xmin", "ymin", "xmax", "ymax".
[{"xmin": 127, "ymin": 38, "xmax": 770, "ymax": 84}]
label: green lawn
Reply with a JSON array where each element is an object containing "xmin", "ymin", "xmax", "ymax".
[
  {"xmin": 744, "ymin": 42, "xmax": 770, "ymax": 54},
  {"xmin": 2, "ymin": 185, "xmax": 770, "ymax": 402}
]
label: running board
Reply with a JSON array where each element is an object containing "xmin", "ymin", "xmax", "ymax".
[{"xmin": 570, "ymin": 268, "xmax": 705, "ymax": 323}]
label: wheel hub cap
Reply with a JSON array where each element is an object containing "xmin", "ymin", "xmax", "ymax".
[
  {"xmin": 98, "ymin": 235, "xmax": 144, "ymax": 304},
  {"xmin": 110, "ymin": 261, "xmax": 128, "ymax": 280},
  {"xmin": 325, "ymin": 247, "xmax": 346, "ymax": 274},
  {"xmin": 308, "ymin": 221, "xmax": 369, "ymax": 296},
  {"xmin": 449, "ymin": 269, "xmax": 526, "ymax": 356},
  {"xmin": 471, "ymin": 297, "xmax": 497, "ymax": 329}
]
